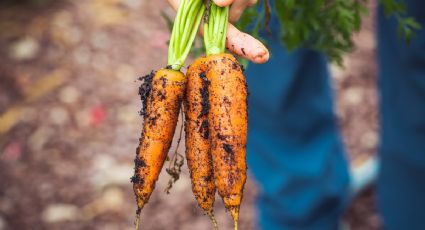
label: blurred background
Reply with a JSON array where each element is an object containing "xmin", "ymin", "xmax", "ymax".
[{"xmin": 0, "ymin": 0, "xmax": 379, "ymax": 229}]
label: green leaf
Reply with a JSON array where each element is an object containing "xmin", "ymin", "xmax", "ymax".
[
  {"xmin": 234, "ymin": 0, "xmax": 421, "ymax": 65},
  {"xmin": 404, "ymin": 17, "xmax": 422, "ymax": 30}
]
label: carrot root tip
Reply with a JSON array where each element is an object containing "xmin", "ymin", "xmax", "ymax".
[
  {"xmin": 134, "ymin": 212, "xmax": 141, "ymax": 230},
  {"xmin": 229, "ymin": 207, "xmax": 239, "ymax": 230},
  {"xmin": 206, "ymin": 210, "xmax": 219, "ymax": 230}
]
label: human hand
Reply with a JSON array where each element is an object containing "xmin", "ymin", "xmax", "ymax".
[
  {"xmin": 166, "ymin": 0, "xmax": 269, "ymax": 63},
  {"xmin": 225, "ymin": 0, "xmax": 258, "ymax": 22}
]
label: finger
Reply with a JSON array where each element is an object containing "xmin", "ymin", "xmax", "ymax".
[
  {"xmin": 229, "ymin": 0, "xmax": 257, "ymax": 23},
  {"xmin": 213, "ymin": 0, "xmax": 235, "ymax": 7},
  {"xmin": 229, "ymin": 1, "xmax": 247, "ymax": 23},
  {"xmin": 225, "ymin": 24, "xmax": 269, "ymax": 63}
]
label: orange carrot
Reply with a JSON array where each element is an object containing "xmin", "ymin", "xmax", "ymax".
[
  {"xmin": 132, "ymin": 69, "xmax": 185, "ymax": 229},
  {"xmin": 131, "ymin": 1, "xmax": 205, "ymax": 227},
  {"xmin": 205, "ymin": 53, "xmax": 247, "ymax": 229},
  {"xmin": 203, "ymin": 3, "xmax": 248, "ymax": 229},
  {"xmin": 184, "ymin": 57, "xmax": 217, "ymax": 228}
]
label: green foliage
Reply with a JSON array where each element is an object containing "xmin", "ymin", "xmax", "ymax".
[
  {"xmin": 237, "ymin": 0, "xmax": 421, "ymax": 65},
  {"xmin": 162, "ymin": 11, "xmax": 206, "ymax": 63},
  {"xmin": 380, "ymin": 0, "xmax": 422, "ymax": 42},
  {"xmin": 167, "ymin": 0, "xmax": 205, "ymax": 70},
  {"xmin": 204, "ymin": 3, "xmax": 229, "ymax": 55}
]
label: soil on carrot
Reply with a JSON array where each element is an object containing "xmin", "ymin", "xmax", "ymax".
[
  {"xmin": 0, "ymin": 1, "xmax": 379, "ymax": 230},
  {"xmin": 138, "ymin": 71, "xmax": 155, "ymax": 117},
  {"xmin": 198, "ymin": 71, "xmax": 210, "ymax": 119}
]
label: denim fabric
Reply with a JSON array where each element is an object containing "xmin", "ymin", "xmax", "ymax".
[
  {"xmin": 377, "ymin": 0, "xmax": 425, "ymax": 229},
  {"xmin": 245, "ymin": 8, "xmax": 350, "ymax": 229}
]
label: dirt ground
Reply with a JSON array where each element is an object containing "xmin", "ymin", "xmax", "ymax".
[{"xmin": 0, "ymin": 0, "xmax": 380, "ymax": 229}]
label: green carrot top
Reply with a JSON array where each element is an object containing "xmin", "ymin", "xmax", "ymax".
[{"xmin": 168, "ymin": 0, "xmax": 206, "ymax": 70}]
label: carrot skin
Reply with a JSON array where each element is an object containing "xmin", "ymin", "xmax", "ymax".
[
  {"xmin": 184, "ymin": 57, "xmax": 217, "ymax": 214},
  {"xmin": 132, "ymin": 69, "xmax": 186, "ymax": 212},
  {"xmin": 205, "ymin": 53, "xmax": 248, "ymax": 225}
]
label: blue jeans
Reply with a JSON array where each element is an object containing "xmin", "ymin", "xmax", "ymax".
[
  {"xmin": 377, "ymin": 1, "xmax": 425, "ymax": 229},
  {"xmin": 245, "ymin": 0, "xmax": 425, "ymax": 229}
]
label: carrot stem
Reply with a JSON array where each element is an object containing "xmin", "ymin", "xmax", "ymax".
[
  {"xmin": 168, "ymin": 0, "xmax": 205, "ymax": 70},
  {"xmin": 204, "ymin": 3, "xmax": 229, "ymax": 56},
  {"xmin": 180, "ymin": 0, "xmax": 201, "ymax": 46}
]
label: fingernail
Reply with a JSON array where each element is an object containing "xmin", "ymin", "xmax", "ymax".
[{"xmin": 213, "ymin": 0, "xmax": 231, "ymax": 7}]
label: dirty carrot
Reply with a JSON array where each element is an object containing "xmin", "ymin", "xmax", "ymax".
[
  {"xmin": 131, "ymin": 0, "xmax": 205, "ymax": 229},
  {"xmin": 132, "ymin": 68, "xmax": 186, "ymax": 221},
  {"xmin": 204, "ymin": 3, "xmax": 248, "ymax": 230},
  {"xmin": 205, "ymin": 54, "xmax": 247, "ymax": 230},
  {"xmin": 184, "ymin": 57, "xmax": 218, "ymax": 228}
]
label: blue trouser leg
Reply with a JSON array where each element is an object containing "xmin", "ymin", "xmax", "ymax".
[
  {"xmin": 245, "ymin": 24, "xmax": 350, "ymax": 229},
  {"xmin": 377, "ymin": 1, "xmax": 425, "ymax": 229}
]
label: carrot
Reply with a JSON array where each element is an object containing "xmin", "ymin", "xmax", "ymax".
[
  {"xmin": 131, "ymin": 0, "xmax": 205, "ymax": 229},
  {"xmin": 184, "ymin": 57, "xmax": 218, "ymax": 228},
  {"xmin": 206, "ymin": 53, "xmax": 247, "ymax": 230},
  {"xmin": 132, "ymin": 68, "xmax": 186, "ymax": 213},
  {"xmin": 203, "ymin": 3, "xmax": 248, "ymax": 229}
]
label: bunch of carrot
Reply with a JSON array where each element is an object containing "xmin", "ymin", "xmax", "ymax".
[{"xmin": 131, "ymin": 1, "xmax": 247, "ymax": 229}]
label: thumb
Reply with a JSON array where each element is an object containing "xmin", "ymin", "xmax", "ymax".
[{"xmin": 213, "ymin": 0, "xmax": 234, "ymax": 7}]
